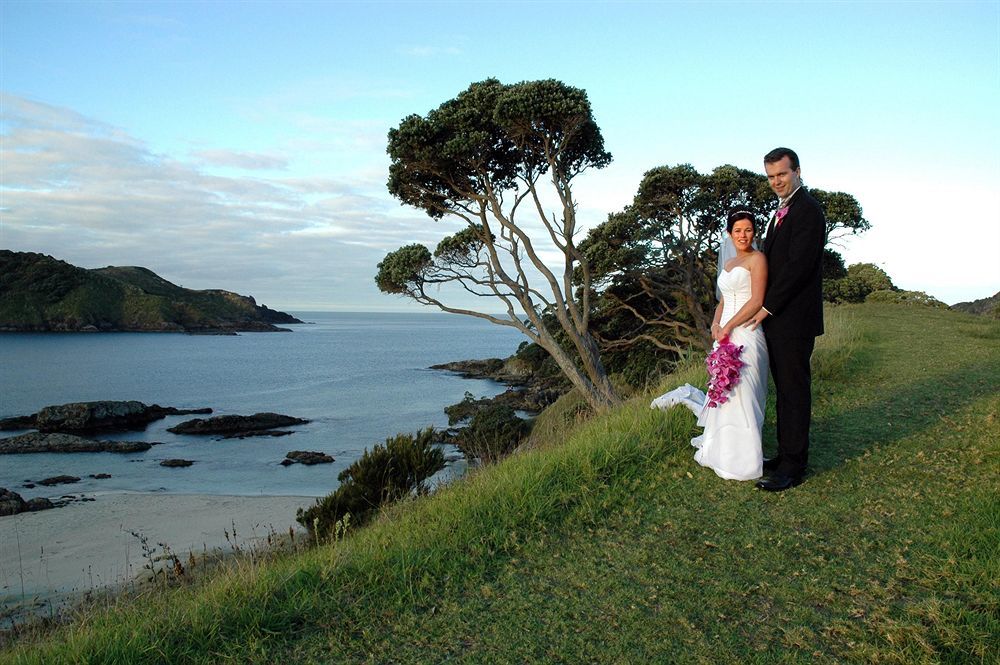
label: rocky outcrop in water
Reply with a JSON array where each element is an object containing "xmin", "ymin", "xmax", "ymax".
[
  {"xmin": 221, "ymin": 430, "xmax": 295, "ymax": 440},
  {"xmin": 37, "ymin": 475, "xmax": 80, "ymax": 487},
  {"xmin": 1, "ymin": 401, "xmax": 212, "ymax": 433},
  {"xmin": 0, "ymin": 414, "xmax": 35, "ymax": 431},
  {"xmin": 160, "ymin": 459, "xmax": 194, "ymax": 468},
  {"xmin": 38, "ymin": 401, "xmax": 211, "ymax": 433},
  {"xmin": 281, "ymin": 451, "xmax": 334, "ymax": 466},
  {"xmin": 167, "ymin": 413, "xmax": 309, "ymax": 436},
  {"xmin": 0, "ymin": 432, "xmax": 153, "ymax": 454},
  {"xmin": 433, "ymin": 357, "xmax": 566, "ymax": 415}
]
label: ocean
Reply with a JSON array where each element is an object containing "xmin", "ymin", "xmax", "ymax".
[{"xmin": 0, "ymin": 312, "xmax": 524, "ymax": 498}]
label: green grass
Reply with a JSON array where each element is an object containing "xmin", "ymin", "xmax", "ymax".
[{"xmin": 3, "ymin": 303, "xmax": 998, "ymax": 664}]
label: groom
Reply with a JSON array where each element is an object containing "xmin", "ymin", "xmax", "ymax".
[{"xmin": 746, "ymin": 147, "xmax": 826, "ymax": 491}]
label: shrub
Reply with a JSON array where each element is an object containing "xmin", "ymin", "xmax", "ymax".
[
  {"xmin": 866, "ymin": 289, "xmax": 947, "ymax": 308},
  {"xmin": 453, "ymin": 404, "xmax": 528, "ymax": 465},
  {"xmin": 444, "ymin": 391, "xmax": 492, "ymax": 425},
  {"xmin": 825, "ymin": 262, "xmax": 896, "ymax": 304},
  {"xmin": 297, "ymin": 427, "xmax": 444, "ymax": 539},
  {"xmin": 847, "ymin": 263, "xmax": 895, "ymax": 292},
  {"xmin": 824, "ymin": 276, "xmax": 868, "ymax": 304}
]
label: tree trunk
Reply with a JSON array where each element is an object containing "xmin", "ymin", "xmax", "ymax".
[{"xmin": 536, "ymin": 329, "xmax": 618, "ymax": 412}]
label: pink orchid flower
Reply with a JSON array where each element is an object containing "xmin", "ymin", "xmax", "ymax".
[{"xmin": 705, "ymin": 336, "xmax": 744, "ymax": 408}]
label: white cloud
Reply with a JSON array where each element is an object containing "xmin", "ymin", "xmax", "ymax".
[
  {"xmin": 0, "ymin": 94, "xmax": 454, "ymax": 311},
  {"xmin": 191, "ymin": 149, "xmax": 288, "ymax": 171}
]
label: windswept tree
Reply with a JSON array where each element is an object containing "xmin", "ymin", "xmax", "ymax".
[
  {"xmin": 376, "ymin": 79, "xmax": 619, "ymax": 410},
  {"xmin": 811, "ymin": 189, "xmax": 871, "ymax": 245},
  {"xmin": 810, "ymin": 188, "xmax": 870, "ymax": 281},
  {"xmin": 581, "ymin": 164, "xmax": 772, "ymax": 355}
]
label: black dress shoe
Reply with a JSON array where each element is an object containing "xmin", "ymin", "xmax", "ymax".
[
  {"xmin": 755, "ymin": 473, "xmax": 804, "ymax": 492},
  {"xmin": 762, "ymin": 457, "xmax": 781, "ymax": 472}
]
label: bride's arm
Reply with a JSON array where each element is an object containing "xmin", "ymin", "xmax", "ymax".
[
  {"xmin": 711, "ymin": 299, "xmax": 725, "ymax": 342},
  {"xmin": 721, "ymin": 253, "xmax": 768, "ymax": 337}
]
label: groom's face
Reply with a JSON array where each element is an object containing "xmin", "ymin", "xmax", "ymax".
[{"xmin": 765, "ymin": 156, "xmax": 801, "ymax": 199}]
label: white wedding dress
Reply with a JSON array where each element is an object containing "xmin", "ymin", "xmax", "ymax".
[{"xmin": 652, "ymin": 266, "xmax": 768, "ymax": 480}]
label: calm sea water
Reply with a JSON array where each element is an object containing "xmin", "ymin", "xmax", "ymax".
[{"xmin": 0, "ymin": 312, "xmax": 523, "ymax": 498}]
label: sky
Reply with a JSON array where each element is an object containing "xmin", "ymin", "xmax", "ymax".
[{"xmin": 2, "ymin": 1, "xmax": 998, "ymax": 312}]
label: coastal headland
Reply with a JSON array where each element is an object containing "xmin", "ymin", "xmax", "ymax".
[{"xmin": 0, "ymin": 251, "xmax": 302, "ymax": 333}]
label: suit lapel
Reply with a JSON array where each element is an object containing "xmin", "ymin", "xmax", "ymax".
[
  {"xmin": 763, "ymin": 213, "xmax": 779, "ymax": 253},
  {"xmin": 763, "ymin": 188, "xmax": 803, "ymax": 253}
]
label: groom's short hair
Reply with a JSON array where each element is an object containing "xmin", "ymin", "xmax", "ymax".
[{"xmin": 764, "ymin": 147, "xmax": 800, "ymax": 171}]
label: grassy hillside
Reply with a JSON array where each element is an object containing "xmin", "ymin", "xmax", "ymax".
[
  {"xmin": 0, "ymin": 251, "xmax": 301, "ymax": 332},
  {"xmin": 3, "ymin": 303, "xmax": 997, "ymax": 663}
]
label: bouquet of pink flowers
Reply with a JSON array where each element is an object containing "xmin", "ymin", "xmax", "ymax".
[{"xmin": 705, "ymin": 335, "xmax": 744, "ymax": 408}]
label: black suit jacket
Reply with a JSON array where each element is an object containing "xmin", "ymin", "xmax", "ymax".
[{"xmin": 761, "ymin": 187, "xmax": 825, "ymax": 339}]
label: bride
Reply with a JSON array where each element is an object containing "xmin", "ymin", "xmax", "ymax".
[{"xmin": 653, "ymin": 210, "xmax": 769, "ymax": 480}]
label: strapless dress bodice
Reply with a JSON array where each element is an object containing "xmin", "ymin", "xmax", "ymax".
[{"xmin": 718, "ymin": 267, "xmax": 753, "ymax": 326}]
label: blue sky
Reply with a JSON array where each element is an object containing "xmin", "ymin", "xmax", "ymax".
[{"xmin": 2, "ymin": 0, "xmax": 998, "ymax": 310}]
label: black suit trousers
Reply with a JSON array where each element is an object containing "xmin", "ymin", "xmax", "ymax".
[{"xmin": 766, "ymin": 335, "xmax": 815, "ymax": 477}]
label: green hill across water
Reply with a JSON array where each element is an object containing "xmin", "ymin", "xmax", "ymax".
[
  {"xmin": 3, "ymin": 303, "xmax": 997, "ymax": 663},
  {"xmin": 0, "ymin": 251, "xmax": 301, "ymax": 333}
]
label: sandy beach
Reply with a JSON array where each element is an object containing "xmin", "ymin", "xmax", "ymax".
[{"xmin": 1, "ymin": 493, "xmax": 315, "ymax": 623}]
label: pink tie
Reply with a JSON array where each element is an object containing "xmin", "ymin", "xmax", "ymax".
[{"xmin": 775, "ymin": 206, "xmax": 789, "ymax": 228}]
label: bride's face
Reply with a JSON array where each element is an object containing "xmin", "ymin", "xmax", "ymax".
[{"xmin": 729, "ymin": 219, "xmax": 754, "ymax": 252}]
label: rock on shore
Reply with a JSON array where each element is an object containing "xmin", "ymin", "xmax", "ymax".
[
  {"xmin": 1, "ymin": 488, "xmax": 55, "ymax": 516},
  {"xmin": 0, "ymin": 432, "xmax": 154, "ymax": 454}
]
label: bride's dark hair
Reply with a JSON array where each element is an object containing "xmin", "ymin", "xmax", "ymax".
[{"xmin": 726, "ymin": 209, "xmax": 757, "ymax": 234}]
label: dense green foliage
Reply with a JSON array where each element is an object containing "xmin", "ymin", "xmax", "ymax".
[
  {"xmin": 452, "ymin": 403, "xmax": 529, "ymax": 465},
  {"xmin": 6, "ymin": 304, "xmax": 996, "ymax": 663},
  {"xmin": 821, "ymin": 247, "xmax": 848, "ymax": 280},
  {"xmin": 579, "ymin": 164, "xmax": 870, "ymax": 372},
  {"xmin": 296, "ymin": 428, "xmax": 445, "ymax": 539},
  {"xmin": 0, "ymin": 251, "xmax": 299, "ymax": 332},
  {"xmin": 866, "ymin": 289, "xmax": 948, "ymax": 307},
  {"xmin": 385, "ymin": 78, "xmax": 610, "ymax": 221},
  {"xmin": 379, "ymin": 78, "xmax": 619, "ymax": 411},
  {"xmin": 824, "ymin": 262, "xmax": 897, "ymax": 304}
]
